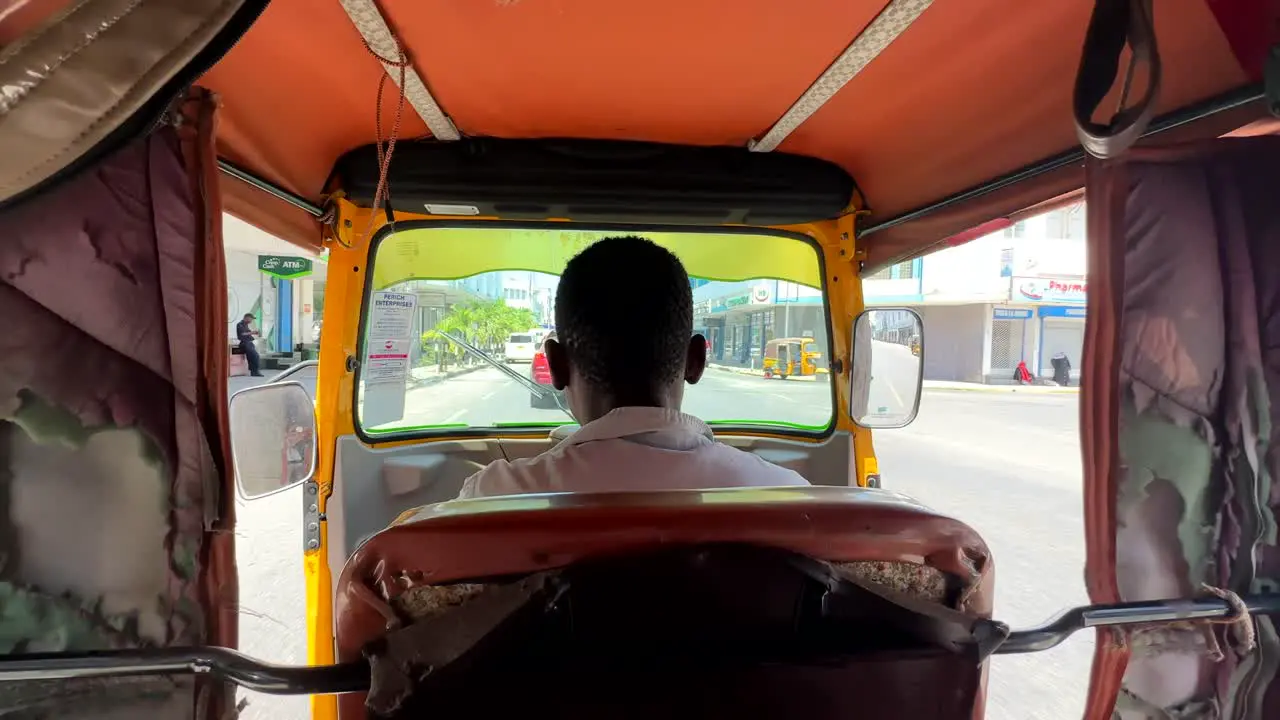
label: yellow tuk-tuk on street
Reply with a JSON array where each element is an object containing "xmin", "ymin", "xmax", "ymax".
[
  {"xmin": 763, "ymin": 337, "xmax": 820, "ymax": 379},
  {"xmin": 0, "ymin": 1, "xmax": 1278, "ymax": 719}
]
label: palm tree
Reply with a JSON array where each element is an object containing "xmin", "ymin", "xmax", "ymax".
[
  {"xmin": 422, "ymin": 312, "xmax": 466, "ymax": 371},
  {"xmin": 420, "ymin": 297, "xmax": 541, "ymax": 372},
  {"xmin": 474, "ymin": 299, "xmax": 507, "ymax": 353}
]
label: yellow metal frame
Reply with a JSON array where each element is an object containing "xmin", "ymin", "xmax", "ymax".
[{"xmin": 303, "ymin": 199, "xmax": 876, "ymax": 719}]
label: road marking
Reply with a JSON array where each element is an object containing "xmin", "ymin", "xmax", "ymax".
[
  {"xmin": 888, "ymin": 380, "xmax": 904, "ymax": 408},
  {"xmin": 443, "ymin": 409, "xmax": 467, "ymax": 423},
  {"xmin": 480, "ymin": 390, "xmax": 496, "ymax": 400},
  {"xmin": 769, "ymin": 393, "xmax": 795, "ymax": 403}
]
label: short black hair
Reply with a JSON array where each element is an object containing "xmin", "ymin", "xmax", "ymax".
[
  {"xmin": 555, "ymin": 236, "xmax": 693, "ymax": 394},
  {"xmin": 242, "ymin": 313, "xmax": 254, "ymax": 320}
]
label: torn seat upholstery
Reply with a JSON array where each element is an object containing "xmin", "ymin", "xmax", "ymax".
[{"xmin": 333, "ymin": 487, "xmax": 999, "ymax": 719}]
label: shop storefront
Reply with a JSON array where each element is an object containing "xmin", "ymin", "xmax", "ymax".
[
  {"xmin": 988, "ymin": 307, "xmax": 1034, "ymax": 380},
  {"xmin": 1009, "ymin": 275, "xmax": 1086, "ymax": 382},
  {"xmin": 694, "ymin": 280, "xmax": 829, "ymax": 369},
  {"xmin": 1038, "ymin": 306, "xmax": 1086, "ymax": 381},
  {"xmin": 225, "ymin": 214, "xmax": 325, "ymax": 357}
]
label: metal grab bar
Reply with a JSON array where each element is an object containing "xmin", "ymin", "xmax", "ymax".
[
  {"xmin": 1, "ymin": 594, "xmax": 1275, "ymax": 693},
  {"xmin": 267, "ymin": 360, "xmax": 319, "ymax": 384},
  {"xmin": 997, "ymin": 591, "xmax": 1280, "ymax": 655},
  {"xmin": 0, "ymin": 647, "xmax": 368, "ymax": 695}
]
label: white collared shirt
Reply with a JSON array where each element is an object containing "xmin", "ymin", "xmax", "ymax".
[{"xmin": 457, "ymin": 407, "xmax": 810, "ymax": 499}]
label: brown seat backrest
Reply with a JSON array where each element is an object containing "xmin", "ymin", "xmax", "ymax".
[{"xmin": 334, "ymin": 486, "xmax": 995, "ymax": 719}]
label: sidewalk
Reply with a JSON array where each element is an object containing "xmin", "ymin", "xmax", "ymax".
[
  {"xmin": 407, "ymin": 363, "xmax": 486, "ymax": 388},
  {"xmin": 923, "ymin": 380, "xmax": 1079, "ymax": 394},
  {"xmin": 707, "ymin": 363, "xmax": 1079, "ymax": 394},
  {"xmin": 228, "ymin": 361, "xmax": 487, "ymax": 395},
  {"xmin": 708, "ymin": 363, "xmax": 824, "ymax": 382}
]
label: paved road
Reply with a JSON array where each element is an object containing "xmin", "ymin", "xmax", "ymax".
[
  {"xmin": 387, "ymin": 364, "xmax": 834, "ymax": 430},
  {"xmin": 862, "ymin": 339, "xmax": 922, "ymax": 423},
  {"xmin": 875, "ymin": 391, "xmax": 1090, "ymax": 720},
  {"xmin": 231, "ymin": 368, "xmax": 1088, "ymax": 720}
]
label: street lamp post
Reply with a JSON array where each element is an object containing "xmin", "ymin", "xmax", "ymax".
[{"xmin": 779, "ymin": 280, "xmax": 791, "ymax": 337}]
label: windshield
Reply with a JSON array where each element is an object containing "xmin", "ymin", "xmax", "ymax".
[{"xmin": 356, "ymin": 225, "xmax": 832, "ymax": 436}]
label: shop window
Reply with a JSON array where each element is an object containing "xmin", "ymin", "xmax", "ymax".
[
  {"xmin": 1045, "ymin": 212, "xmax": 1063, "ymax": 239},
  {"xmin": 1045, "ymin": 205, "xmax": 1086, "ymax": 239},
  {"xmin": 1004, "ymin": 221, "xmax": 1027, "ymax": 238},
  {"xmin": 1065, "ymin": 205, "xmax": 1086, "ymax": 239},
  {"xmin": 867, "ymin": 260, "xmax": 913, "ymax": 281},
  {"xmin": 990, "ymin": 319, "xmax": 1020, "ymax": 370}
]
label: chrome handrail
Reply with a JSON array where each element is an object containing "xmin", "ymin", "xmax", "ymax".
[
  {"xmin": 267, "ymin": 360, "xmax": 319, "ymax": 384},
  {"xmin": 0, "ymin": 647, "xmax": 368, "ymax": 695},
  {"xmin": 1, "ymin": 593, "xmax": 1274, "ymax": 691}
]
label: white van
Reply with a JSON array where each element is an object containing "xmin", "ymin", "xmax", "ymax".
[{"xmin": 504, "ymin": 332, "xmax": 536, "ymax": 363}]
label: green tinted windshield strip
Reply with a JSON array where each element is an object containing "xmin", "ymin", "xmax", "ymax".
[
  {"xmin": 367, "ymin": 420, "xmax": 829, "ymax": 435},
  {"xmin": 706, "ymin": 419, "xmax": 831, "ymax": 432},
  {"xmin": 365, "ymin": 423, "xmax": 470, "ymax": 434}
]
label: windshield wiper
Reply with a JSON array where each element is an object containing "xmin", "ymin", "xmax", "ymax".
[{"xmin": 434, "ymin": 330, "xmax": 573, "ymax": 419}]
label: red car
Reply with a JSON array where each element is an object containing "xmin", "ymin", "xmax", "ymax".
[{"xmin": 529, "ymin": 334, "xmax": 564, "ymax": 409}]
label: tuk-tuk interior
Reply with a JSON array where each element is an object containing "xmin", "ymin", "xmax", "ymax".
[{"xmin": 1, "ymin": 0, "xmax": 1279, "ymax": 718}]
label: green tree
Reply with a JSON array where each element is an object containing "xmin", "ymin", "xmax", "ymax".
[
  {"xmin": 420, "ymin": 298, "xmax": 540, "ymax": 372},
  {"xmin": 421, "ymin": 311, "xmax": 468, "ymax": 371}
]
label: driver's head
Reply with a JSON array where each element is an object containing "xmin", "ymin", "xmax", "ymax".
[{"xmin": 545, "ymin": 236, "xmax": 707, "ymax": 423}]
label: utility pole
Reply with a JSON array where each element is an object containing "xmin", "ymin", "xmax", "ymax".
[{"xmin": 780, "ymin": 280, "xmax": 791, "ymax": 337}]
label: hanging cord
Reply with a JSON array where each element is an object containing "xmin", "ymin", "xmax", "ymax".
[
  {"xmin": 1124, "ymin": 584, "xmax": 1258, "ymax": 662},
  {"xmin": 361, "ymin": 37, "xmax": 410, "ymax": 243},
  {"xmin": 1200, "ymin": 583, "xmax": 1257, "ymax": 657}
]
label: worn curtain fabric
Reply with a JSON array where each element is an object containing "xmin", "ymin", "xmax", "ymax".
[
  {"xmin": 1083, "ymin": 138, "xmax": 1280, "ymax": 719},
  {"xmin": 0, "ymin": 90, "xmax": 235, "ymax": 720}
]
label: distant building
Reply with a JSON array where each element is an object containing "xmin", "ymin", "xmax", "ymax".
[
  {"xmin": 863, "ymin": 203, "xmax": 1087, "ymax": 384},
  {"xmin": 692, "ymin": 279, "xmax": 828, "ymax": 369},
  {"xmin": 451, "ymin": 274, "xmax": 501, "ymax": 300},
  {"xmin": 223, "ymin": 214, "xmax": 324, "ymax": 357}
]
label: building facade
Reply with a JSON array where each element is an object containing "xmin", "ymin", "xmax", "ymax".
[
  {"xmin": 863, "ymin": 203, "xmax": 1088, "ymax": 384},
  {"xmin": 404, "ymin": 271, "xmax": 558, "ymax": 363},
  {"xmin": 693, "ymin": 280, "xmax": 829, "ymax": 369},
  {"xmin": 224, "ymin": 214, "xmax": 325, "ymax": 356}
]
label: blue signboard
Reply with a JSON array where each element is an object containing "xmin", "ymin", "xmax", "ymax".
[
  {"xmin": 993, "ymin": 308, "xmax": 1033, "ymax": 320},
  {"xmin": 1038, "ymin": 306, "xmax": 1087, "ymax": 318}
]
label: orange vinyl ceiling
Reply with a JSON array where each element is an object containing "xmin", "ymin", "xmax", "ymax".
[{"xmin": 198, "ymin": 0, "xmax": 1256, "ymax": 266}]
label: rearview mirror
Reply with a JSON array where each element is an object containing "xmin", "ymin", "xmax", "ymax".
[
  {"xmin": 849, "ymin": 308, "xmax": 923, "ymax": 429},
  {"xmin": 229, "ymin": 382, "xmax": 317, "ymax": 499}
]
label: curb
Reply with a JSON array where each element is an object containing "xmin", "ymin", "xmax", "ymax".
[
  {"xmin": 708, "ymin": 364, "xmax": 821, "ymax": 382},
  {"xmin": 924, "ymin": 385, "xmax": 1079, "ymax": 395},
  {"xmin": 694, "ymin": 364, "xmax": 1079, "ymax": 394},
  {"xmin": 710, "ymin": 364, "xmax": 763, "ymax": 377},
  {"xmin": 407, "ymin": 363, "xmax": 486, "ymax": 389}
]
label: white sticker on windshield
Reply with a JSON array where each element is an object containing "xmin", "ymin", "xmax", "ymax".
[
  {"xmin": 366, "ymin": 338, "xmax": 412, "ymax": 384},
  {"xmin": 363, "ymin": 292, "xmax": 418, "ymax": 427},
  {"xmin": 369, "ymin": 291, "xmax": 417, "ymax": 340}
]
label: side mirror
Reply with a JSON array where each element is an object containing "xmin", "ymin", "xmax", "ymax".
[
  {"xmin": 229, "ymin": 381, "xmax": 317, "ymax": 499},
  {"xmin": 848, "ymin": 308, "xmax": 923, "ymax": 429}
]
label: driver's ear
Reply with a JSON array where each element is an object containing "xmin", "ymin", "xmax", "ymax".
[
  {"xmin": 545, "ymin": 338, "xmax": 571, "ymax": 390},
  {"xmin": 684, "ymin": 334, "xmax": 707, "ymax": 385}
]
